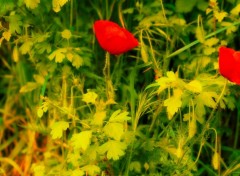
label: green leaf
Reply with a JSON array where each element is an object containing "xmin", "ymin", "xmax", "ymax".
[
  {"xmin": 214, "ymin": 11, "xmax": 228, "ymax": 22},
  {"xmin": 139, "ymin": 12, "xmax": 163, "ymax": 27},
  {"xmin": 122, "ymin": 131, "xmax": 136, "ymax": 144},
  {"xmin": 71, "ymin": 169, "xmax": 84, "ymax": 176},
  {"xmin": 81, "ymin": 165, "xmax": 100, "ymax": 176},
  {"xmin": 8, "ymin": 14, "xmax": 22, "ymax": 33},
  {"xmin": 231, "ymin": 4, "xmax": 240, "ymax": 15},
  {"xmin": 122, "ymin": 8, "xmax": 134, "ymax": 14},
  {"xmin": 196, "ymin": 114, "xmax": 205, "ymax": 124},
  {"xmin": 195, "ymin": 102, "xmax": 206, "ymax": 119},
  {"xmin": 70, "ymin": 130, "xmax": 92, "ymax": 151},
  {"xmin": 52, "ymin": 0, "xmax": 69, "ymax": 12},
  {"xmin": 142, "ymin": 139, "xmax": 155, "ymax": 151},
  {"xmin": 166, "ymin": 71, "xmax": 177, "ymax": 80},
  {"xmin": 145, "ymin": 82, "xmax": 161, "ymax": 90},
  {"xmin": 196, "ymin": 0, "xmax": 208, "ymax": 11},
  {"xmin": 19, "ymin": 82, "xmax": 40, "ymax": 93},
  {"xmin": 66, "ymin": 151, "xmax": 81, "ymax": 167},
  {"xmin": 221, "ymin": 22, "xmax": 238, "ymax": 35},
  {"xmin": 19, "ymin": 41, "xmax": 33, "ymax": 55},
  {"xmin": 24, "ymin": 0, "xmax": 40, "ymax": 9},
  {"xmin": 36, "ymin": 42, "xmax": 52, "ymax": 54},
  {"xmin": 203, "ymin": 47, "xmax": 216, "ymax": 55},
  {"xmin": 195, "ymin": 91, "xmax": 218, "ymax": 120},
  {"xmin": 50, "ymin": 121, "xmax": 69, "ymax": 139},
  {"xmin": 204, "ymin": 37, "xmax": 219, "ymax": 47},
  {"xmin": 33, "ymin": 74, "xmax": 45, "ymax": 85},
  {"xmin": 175, "ymin": 0, "xmax": 197, "ymax": 13},
  {"xmin": 155, "ymin": 71, "xmax": 177, "ymax": 93},
  {"xmin": 32, "ymin": 164, "xmax": 45, "ymax": 176},
  {"xmin": 92, "ymin": 111, "xmax": 106, "ymax": 126},
  {"xmin": 164, "ymin": 95, "xmax": 182, "ymax": 120},
  {"xmin": 197, "ymin": 92, "xmax": 217, "ymax": 108},
  {"xmin": 109, "ymin": 110, "xmax": 131, "ymax": 123},
  {"xmin": 186, "ymin": 80, "xmax": 202, "ymax": 93},
  {"xmin": 156, "ymin": 72, "xmax": 175, "ymax": 85},
  {"xmin": 2, "ymin": 30, "xmax": 11, "ymax": 41},
  {"xmin": 84, "ymin": 145, "xmax": 98, "ymax": 161},
  {"xmin": 130, "ymin": 161, "xmax": 141, "ymax": 173},
  {"xmin": 33, "ymin": 32, "xmax": 50, "ymax": 43},
  {"xmin": 66, "ymin": 52, "xmax": 73, "ymax": 62},
  {"xmin": 103, "ymin": 122, "xmax": 124, "ymax": 141},
  {"xmin": 72, "ymin": 54, "xmax": 83, "ymax": 69},
  {"xmin": 98, "ymin": 140, "xmax": 127, "ymax": 160},
  {"xmin": 48, "ymin": 48, "xmax": 67, "ymax": 63},
  {"xmin": 224, "ymin": 96, "xmax": 235, "ymax": 110}
]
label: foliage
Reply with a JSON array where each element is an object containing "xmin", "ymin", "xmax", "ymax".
[{"xmin": 0, "ymin": 0, "xmax": 240, "ymax": 175}]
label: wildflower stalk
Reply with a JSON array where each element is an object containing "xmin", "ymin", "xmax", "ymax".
[
  {"xmin": 210, "ymin": 128, "xmax": 220, "ymax": 170},
  {"xmin": 186, "ymin": 79, "xmax": 227, "ymax": 162},
  {"xmin": 103, "ymin": 52, "xmax": 115, "ymax": 100}
]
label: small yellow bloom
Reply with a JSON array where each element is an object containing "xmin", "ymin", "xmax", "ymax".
[
  {"xmin": 82, "ymin": 91, "xmax": 98, "ymax": 104},
  {"xmin": 61, "ymin": 29, "xmax": 72, "ymax": 40}
]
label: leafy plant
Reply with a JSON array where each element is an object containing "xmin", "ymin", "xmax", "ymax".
[{"xmin": 0, "ymin": 0, "xmax": 240, "ymax": 175}]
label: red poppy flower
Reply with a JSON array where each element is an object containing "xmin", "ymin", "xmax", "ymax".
[
  {"xmin": 219, "ymin": 46, "xmax": 240, "ymax": 85},
  {"xmin": 93, "ymin": 20, "xmax": 138, "ymax": 55}
]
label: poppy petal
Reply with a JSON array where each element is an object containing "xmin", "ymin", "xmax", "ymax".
[
  {"xmin": 219, "ymin": 46, "xmax": 240, "ymax": 85},
  {"xmin": 94, "ymin": 20, "xmax": 138, "ymax": 55},
  {"xmin": 231, "ymin": 51, "xmax": 240, "ymax": 84}
]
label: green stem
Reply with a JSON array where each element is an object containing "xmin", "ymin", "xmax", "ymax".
[
  {"xmin": 105, "ymin": 0, "xmax": 109, "ymax": 19},
  {"xmin": 234, "ymin": 101, "xmax": 240, "ymax": 148},
  {"xmin": 167, "ymin": 21, "xmax": 240, "ymax": 59},
  {"xmin": 103, "ymin": 52, "xmax": 114, "ymax": 100},
  {"xmin": 124, "ymin": 142, "xmax": 134, "ymax": 175},
  {"xmin": 118, "ymin": 0, "xmax": 125, "ymax": 28},
  {"xmin": 39, "ymin": 74, "xmax": 50, "ymax": 106},
  {"xmin": 186, "ymin": 79, "xmax": 228, "ymax": 151},
  {"xmin": 207, "ymin": 79, "xmax": 228, "ymax": 123},
  {"xmin": 70, "ymin": 0, "xmax": 73, "ymax": 28}
]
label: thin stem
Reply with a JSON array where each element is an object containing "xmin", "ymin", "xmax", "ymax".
[
  {"xmin": 0, "ymin": 157, "xmax": 24, "ymax": 176},
  {"xmin": 186, "ymin": 79, "xmax": 228, "ymax": 155},
  {"xmin": 234, "ymin": 102, "xmax": 240, "ymax": 148},
  {"xmin": 118, "ymin": 0, "xmax": 125, "ymax": 28},
  {"xmin": 103, "ymin": 53, "xmax": 109, "ymax": 82},
  {"xmin": 39, "ymin": 74, "xmax": 50, "ymax": 106},
  {"xmin": 167, "ymin": 21, "xmax": 240, "ymax": 59},
  {"xmin": 207, "ymin": 79, "xmax": 228, "ymax": 123},
  {"xmin": 145, "ymin": 30, "xmax": 159, "ymax": 72},
  {"xmin": 105, "ymin": 0, "xmax": 109, "ymax": 19},
  {"xmin": 103, "ymin": 52, "xmax": 114, "ymax": 100},
  {"xmin": 209, "ymin": 128, "xmax": 218, "ymax": 151},
  {"xmin": 183, "ymin": 140, "xmax": 204, "ymax": 175},
  {"xmin": 70, "ymin": 0, "xmax": 73, "ymax": 28}
]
